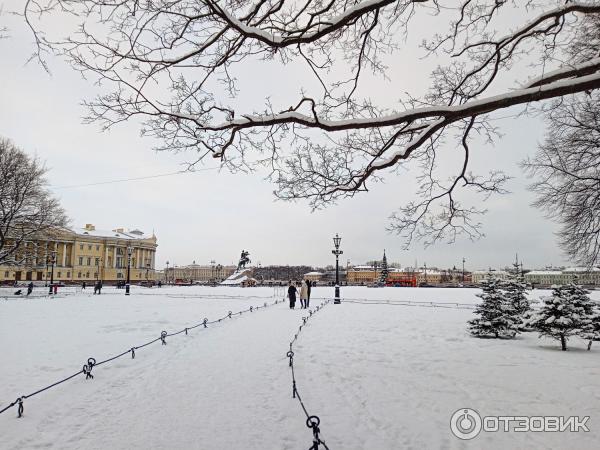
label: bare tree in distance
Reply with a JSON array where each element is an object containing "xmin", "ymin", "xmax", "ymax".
[
  {"xmin": 0, "ymin": 138, "xmax": 69, "ymax": 265},
  {"xmin": 22, "ymin": 0, "xmax": 600, "ymax": 248},
  {"xmin": 523, "ymin": 92, "xmax": 600, "ymax": 267}
]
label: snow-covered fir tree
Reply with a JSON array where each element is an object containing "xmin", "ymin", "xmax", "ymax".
[
  {"xmin": 581, "ymin": 310, "xmax": 600, "ymax": 351},
  {"xmin": 468, "ymin": 274, "xmax": 519, "ymax": 339},
  {"xmin": 528, "ymin": 284, "xmax": 597, "ymax": 351},
  {"xmin": 500, "ymin": 258, "xmax": 532, "ymax": 329},
  {"xmin": 379, "ymin": 250, "xmax": 389, "ymax": 284}
]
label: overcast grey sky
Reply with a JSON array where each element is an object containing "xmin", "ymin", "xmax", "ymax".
[{"xmin": 0, "ymin": 1, "xmax": 570, "ymax": 270}]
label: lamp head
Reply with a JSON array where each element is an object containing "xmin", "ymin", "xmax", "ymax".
[{"xmin": 333, "ymin": 233, "xmax": 341, "ymax": 249}]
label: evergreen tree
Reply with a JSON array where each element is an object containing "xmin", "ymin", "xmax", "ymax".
[
  {"xmin": 581, "ymin": 310, "xmax": 600, "ymax": 351},
  {"xmin": 528, "ymin": 284, "xmax": 596, "ymax": 351},
  {"xmin": 468, "ymin": 274, "xmax": 519, "ymax": 339},
  {"xmin": 379, "ymin": 250, "xmax": 389, "ymax": 284},
  {"xmin": 500, "ymin": 259, "xmax": 532, "ymax": 329}
]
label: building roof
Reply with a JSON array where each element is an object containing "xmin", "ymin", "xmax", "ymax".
[
  {"xmin": 526, "ymin": 271, "xmax": 563, "ymax": 276},
  {"xmin": 72, "ymin": 225, "xmax": 154, "ymax": 240},
  {"xmin": 563, "ymin": 267, "xmax": 600, "ymax": 272}
]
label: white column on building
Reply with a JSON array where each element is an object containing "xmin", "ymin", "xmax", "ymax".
[
  {"xmin": 151, "ymin": 250, "xmax": 155, "ymax": 269},
  {"xmin": 113, "ymin": 246, "xmax": 117, "ymax": 268},
  {"xmin": 33, "ymin": 241, "xmax": 38, "ymax": 267},
  {"xmin": 62, "ymin": 243, "xmax": 67, "ymax": 267}
]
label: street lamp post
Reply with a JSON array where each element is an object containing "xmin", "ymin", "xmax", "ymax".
[
  {"xmin": 45, "ymin": 252, "xmax": 49, "ymax": 287},
  {"xmin": 462, "ymin": 257, "xmax": 466, "ymax": 284},
  {"xmin": 332, "ymin": 234, "xmax": 343, "ymax": 304},
  {"xmin": 125, "ymin": 247, "xmax": 132, "ymax": 295},
  {"xmin": 165, "ymin": 261, "xmax": 169, "ymax": 285},
  {"xmin": 48, "ymin": 249, "xmax": 57, "ymax": 295},
  {"xmin": 146, "ymin": 263, "xmax": 150, "ymax": 284}
]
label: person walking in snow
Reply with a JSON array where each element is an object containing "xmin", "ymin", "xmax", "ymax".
[
  {"xmin": 299, "ymin": 279, "xmax": 309, "ymax": 309},
  {"xmin": 82, "ymin": 281, "xmax": 86, "ymax": 290},
  {"xmin": 306, "ymin": 279, "xmax": 312, "ymax": 308},
  {"xmin": 288, "ymin": 281, "xmax": 297, "ymax": 309},
  {"xmin": 27, "ymin": 282, "xmax": 34, "ymax": 296}
]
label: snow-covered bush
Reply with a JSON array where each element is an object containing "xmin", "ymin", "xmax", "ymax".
[{"xmin": 528, "ymin": 284, "xmax": 597, "ymax": 351}]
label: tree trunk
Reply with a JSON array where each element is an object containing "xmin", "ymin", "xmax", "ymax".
[
  {"xmin": 588, "ymin": 340, "xmax": 592, "ymax": 351},
  {"xmin": 561, "ymin": 335, "xmax": 567, "ymax": 351}
]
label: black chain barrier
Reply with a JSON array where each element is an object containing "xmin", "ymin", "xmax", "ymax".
[
  {"xmin": 0, "ymin": 299, "xmax": 285, "ymax": 418},
  {"xmin": 287, "ymin": 299, "xmax": 332, "ymax": 450}
]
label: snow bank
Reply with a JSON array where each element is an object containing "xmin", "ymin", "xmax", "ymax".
[{"xmin": 1, "ymin": 286, "xmax": 599, "ymax": 449}]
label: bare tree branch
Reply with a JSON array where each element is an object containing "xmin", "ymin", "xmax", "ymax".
[{"xmin": 21, "ymin": 0, "xmax": 600, "ymax": 250}]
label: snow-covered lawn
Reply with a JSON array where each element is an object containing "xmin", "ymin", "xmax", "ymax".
[{"xmin": 1, "ymin": 286, "xmax": 599, "ymax": 449}]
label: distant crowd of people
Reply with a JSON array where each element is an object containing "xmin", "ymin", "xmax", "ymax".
[{"xmin": 287, "ymin": 279, "xmax": 313, "ymax": 309}]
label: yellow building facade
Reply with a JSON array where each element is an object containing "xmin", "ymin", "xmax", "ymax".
[{"xmin": 0, "ymin": 224, "xmax": 157, "ymax": 285}]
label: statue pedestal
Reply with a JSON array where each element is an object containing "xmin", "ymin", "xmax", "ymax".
[{"xmin": 221, "ymin": 268, "xmax": 255, "ymax": 285}]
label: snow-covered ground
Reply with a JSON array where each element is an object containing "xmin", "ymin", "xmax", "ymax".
[{"xmin": 1, "ymin": 286, "xmax": 599, "ymax": 449}]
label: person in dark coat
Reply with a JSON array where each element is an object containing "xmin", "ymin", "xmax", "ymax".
[
  {"xmin": 27, "ymin": 282, "xmax": 34, "ymax": 296},
  {"xmin": 287, "ymin": 281, "xmax": 297, "ymax": 309},
  {"xmin": 82, "ymin": 281, "xmax": 86, "ymax": 290},
  {"xmin": 305, "ymin": 279, "xmax": 312, "ymax": 308}
]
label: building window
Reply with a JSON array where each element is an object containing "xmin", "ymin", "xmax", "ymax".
[
  {"xmin": 96, "ymin": 245, "xmax": 100, "ymax": 251},
  {"xmin": 79, "ymin": 257, "xmax": 83, "ymax": 266},
  {"xmin": 58, "ymin": 271, "xmax": 61, "ymax": 277},
  {"xmin": 86, "ymin": 272, "xmax": 90, "ymax": 278},
  {"xmin": 80, "ymin": 244, "xmax": 83, "ymax": 250},
  {"xmin": 87, "ymin": 257, "xmax": 91, "ymax": 266},
  {"xmin": 95, "ymin": 258, "xmax": 100, "ymax": 266},
  {"xmin": 4, "ymin": 271, "xmax": 8, "ymax": 277},
  {"xmin": 94, "ymin": 272, "xmax": 98, "ymax": 278},
  {"xmin": 78, "ymin": 272, "xmax": 82, "ymax": 278},
  {"xmin": 88, "ymin": 244, "xmax": 92, "ymax": 250},
  {"xmin": 117, "ymin": 273, "xmax": 123, "ymax": 279},
  {"xmin": 67, "ymin": 272, "xmax": 71, "ymax": 278}
]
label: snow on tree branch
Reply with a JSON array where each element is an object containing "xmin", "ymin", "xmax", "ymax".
[{"xmin": 22, "ymin": 0, "xmax": 600, "ymax": 248}]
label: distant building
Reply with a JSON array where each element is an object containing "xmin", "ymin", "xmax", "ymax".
[
  {"xmin": 471, "ymin": 270, "xmax": 510, "ymax": 284},
  {"xmin": 525, "ymin": 267, "xmax": 600, "ymax": 287},
  {"xmin": 0, "ymin": 223, "xmax": 157, "ymax": 284},
  {"xmin": 347, "ymin": 265, "xmax": 379, "ymax": 284},
  {"xmin": 304, "ymin": 271, "xmax": 324, "ymax": 282}
]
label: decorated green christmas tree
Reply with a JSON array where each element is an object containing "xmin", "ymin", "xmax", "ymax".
[{"xmin": 379, "ymin": 250, "xmax": 389, "ymax": 284}]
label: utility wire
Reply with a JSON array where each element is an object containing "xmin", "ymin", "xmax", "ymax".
[{"xmin": 51, "ymin": 166, "xmax": 219, "ymax": 190}]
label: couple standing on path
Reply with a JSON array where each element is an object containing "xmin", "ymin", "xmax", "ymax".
[{"xmin": 288, "ymin": 279, "xmax": 312, "ymax": 309}]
